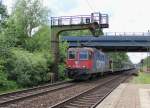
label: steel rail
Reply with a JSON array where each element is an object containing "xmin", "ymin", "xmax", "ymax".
[
  {"xmin": 50, "ymin": 73, "xmax": 130, "ymax": 108},
  {"xmin": 0, "ymin": 80, "xmax": 75, "ymax": 107}
]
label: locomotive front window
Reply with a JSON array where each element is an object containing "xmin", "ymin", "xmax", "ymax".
[
  {"xmin": 79, "ymin": 51, "xmax": 88, "ymax": 60},
  {"xmin": 68, "ymin": 51, "xmax": 76, "ymax": 59}
]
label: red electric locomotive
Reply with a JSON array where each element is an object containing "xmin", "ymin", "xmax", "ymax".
[{"xmin": 66, "ymin": 47, "xmax": 111, "ymax": 80}]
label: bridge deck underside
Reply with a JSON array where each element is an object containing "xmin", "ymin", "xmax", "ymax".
[{"xmin": 62, "ymin": 36, "xmax": 150, "ymax": 52}]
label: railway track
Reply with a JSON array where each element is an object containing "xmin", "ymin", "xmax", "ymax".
[
  {"xmin": 0, "ymin": 80, "xmax": 75, "ymax": 107},
  {"xmin": 51, "ymin": 74, "xmax": 129, "ymax": 108}
]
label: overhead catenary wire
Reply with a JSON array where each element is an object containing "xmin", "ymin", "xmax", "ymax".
[{"xmin": 85, "ymin": 0, "xmax": 95, "ymax": 12}]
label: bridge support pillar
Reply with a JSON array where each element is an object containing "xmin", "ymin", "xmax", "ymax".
[{"xmin": 51, "ymin": 29, "xmax": 59, "ymax": 81}]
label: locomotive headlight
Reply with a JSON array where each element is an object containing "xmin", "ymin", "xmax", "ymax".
[{"xmin": 82, "ymin": 66, "xmax": 86, "ymax": 68}]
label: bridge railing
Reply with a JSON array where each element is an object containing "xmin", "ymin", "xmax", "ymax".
[
  {"xmin": 104, "ymin": 32, "xmax": 150, "ymax": 36},
  {"xmin": 51, "ymin": 12, "xmax": 108, "ymax": 26}
]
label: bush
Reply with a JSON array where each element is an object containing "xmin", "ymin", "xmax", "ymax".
[
  {"xmin": 6, "ymin": 48, "xmax": 53, "ymax": 87},
  {"xmin": 58, "ymin": 41, "xmax": 68, "ymax": 80},
  {"xmin": 58, "ymin": 63, "xmax": 66, "ymax": 80},
  {"xmin": 59, "ymin": 41, "xmax": 68, "ymax": 63},
  {"xmin": 0, "ymin": 57, "xmax": 18, "ymax": 90}
]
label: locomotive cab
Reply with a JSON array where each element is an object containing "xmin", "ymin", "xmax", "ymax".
[{"xmin": 66, "ymin": 48, "xmax": 93, "ymax": 80}]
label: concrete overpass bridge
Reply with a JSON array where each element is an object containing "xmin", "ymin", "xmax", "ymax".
[{"xmin": 62, "ymin": 32, "xmax": 150, "ymax": 52}]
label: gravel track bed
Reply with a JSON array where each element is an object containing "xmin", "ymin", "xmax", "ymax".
[
  {"xmin": 124, "ymin": 69, "xmax": 138, "ymax": 83},
  {"xmin": 5, "ymin": 76, "xmax": 115, "ymax": 108},
  {"xmin": 7, "ymin": 83, "xmax": 96, "ymax": 108}
]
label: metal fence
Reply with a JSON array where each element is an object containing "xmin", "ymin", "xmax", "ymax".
[
  {"xmin": 104, "ymin": 32, "xmax": 150, "ymax": 36},
  {"xmin": 51, "ymin": 12, "xmax": 108, "ymax": 26}
]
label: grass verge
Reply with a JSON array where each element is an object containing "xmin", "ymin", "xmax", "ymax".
[
  {"xmin": 0, "ymin": 88, "xmax": 23, "ymax": 94},
  {"xmin": 132, "ymin": 72, "xmax": 150, "ymax": 84}
]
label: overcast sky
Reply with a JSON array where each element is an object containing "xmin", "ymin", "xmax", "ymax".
[{"xmin": 3, "ymin": 0, "xmax": 150, "ymax": 64}]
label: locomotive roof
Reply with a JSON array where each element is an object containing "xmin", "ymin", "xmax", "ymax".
[
  {"xmin": 68, "ymin": 47, "xmax": 104, "ymax": 53},
  {"xmin": 68, "ymin": 47, "xmax": 94, "ymax": 51}
]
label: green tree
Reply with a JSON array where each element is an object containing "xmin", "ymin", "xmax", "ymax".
[
  {"xmin": 142, "ymin": 56, "xmax": 150, "ymax": 68},
  {"xmin": 0, "ymin": 1, "xmax": 8, "ymax": 32},
  {"xmin": 61, "ymin": 30, "xmax": 92, "ymax": 36},
  {"xmin": 108, "ymin": 52, "xmax": 130, "ymax": 68},
  {"xmin": 24, "ymin": 25, "xmax": 51, "ymax": 52},
  {"xmin": 7, "ymin": 0, "xmax": 49, "ymax": 47}
]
